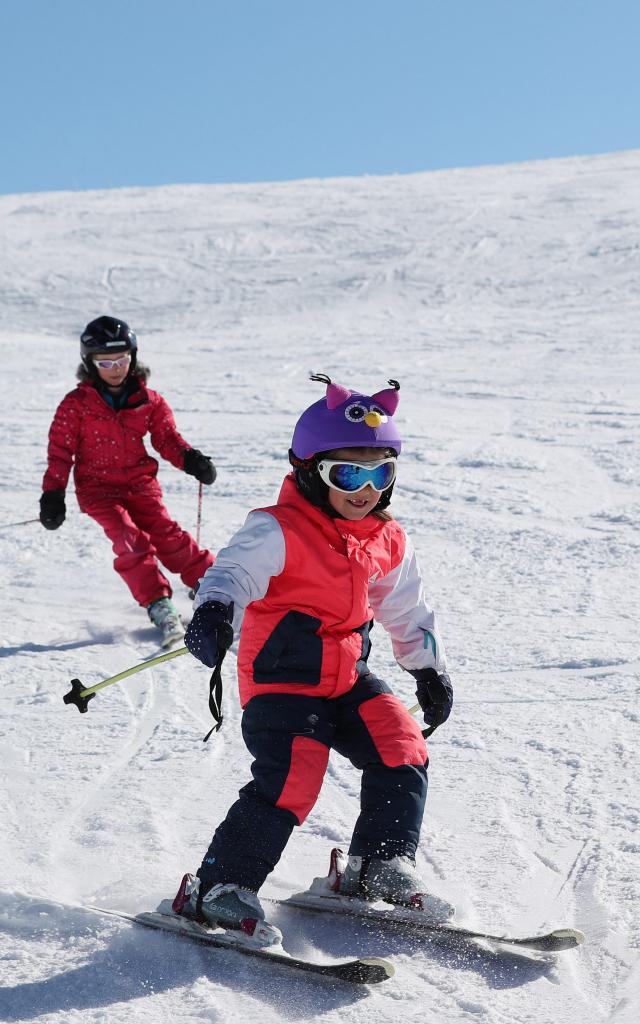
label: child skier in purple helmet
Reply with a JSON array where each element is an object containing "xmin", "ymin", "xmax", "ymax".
[{"xmin": 180, "ymin": 374, "xmax": 453, "ymax": 944}]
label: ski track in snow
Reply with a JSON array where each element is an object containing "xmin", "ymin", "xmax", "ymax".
[{"xmin": 1, "ymin": 150, "xmax": 639, "ymax": 1023}]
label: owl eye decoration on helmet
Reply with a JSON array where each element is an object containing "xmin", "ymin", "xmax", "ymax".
[{"xmin": 343, "ymin": 400, "xmax": 389, "ymax": 425}]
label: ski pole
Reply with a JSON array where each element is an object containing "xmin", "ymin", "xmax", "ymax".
[
  {"xmin": 63, "ymin": 646, "xmax": 189, "ymax": 713},
  {"xmin": 0, "ymin": 518, "xmax": 40, "ymax": 530},
  {"xmin": 196, "ymin": 481, "xmax": 203, "ymax": 546},
  {"xmin": 408, "ymin": 701, "xmax": 436, "ymax": 739}
]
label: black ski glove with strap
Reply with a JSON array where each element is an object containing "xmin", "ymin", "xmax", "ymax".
[
  {"xmin": 412, "ymin": 667, "xmax": 453, "ymax": 737},
  {"xmin": 185, "ymin": 600, "xmax": 235, "ymax": 739},
  {"xmin": 39, "ymin": 489, "xmax": 66, "ymax": 530},
  {"xmin": 184, "ymin": 448, "xmax": 217, "ymax": 485},
  {"xmin": 185, "ymin": 600, "xmax": 234, "ymax": 668}
]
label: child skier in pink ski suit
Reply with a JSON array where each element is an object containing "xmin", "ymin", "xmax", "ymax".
[
  {"xmin": 179, "ymin": 374, "xmax": 453, "ymax": 943},
  {"xmin": 40, "ymin": 316, "xmax": 216, "ymax": 645}
]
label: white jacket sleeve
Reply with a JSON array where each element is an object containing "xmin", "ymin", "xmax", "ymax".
[
  {"xmin": 368, "ymin": 533, "xmax": 447, "ymax": 673},
  {"xmin": 193, "ymin": 511, "xmax": 285, "ymax": 633}
]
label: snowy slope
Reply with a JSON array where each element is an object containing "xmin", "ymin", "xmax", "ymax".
[{"xmin": 1, "ymin": 150, "xmax": 639, "ymax": 1023}]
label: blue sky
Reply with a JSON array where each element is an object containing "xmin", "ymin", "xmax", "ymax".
[{"xmin": 1, "ymin": 0, "xmax": 639, "ymax": 195}]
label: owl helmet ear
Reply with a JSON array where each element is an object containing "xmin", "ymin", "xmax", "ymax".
[
  {"xmin": 309, "ymin": 372, "xmax": 353, "ymax": 410},
  {"xmin": 326, "ymin": 382, "xmax": 352, "ymax": 409},
  {"xmin": 370, "ymin": 379, "xmax": 400, "ymax": 415}
]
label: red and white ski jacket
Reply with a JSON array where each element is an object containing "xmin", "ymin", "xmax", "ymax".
[
  {"xmin": 195, "ymin": 474, "xmax": 447, "ymax": 706},
  {"xmin": 42, "ymin": 380, "xmax": 190, "ymax": 504}
]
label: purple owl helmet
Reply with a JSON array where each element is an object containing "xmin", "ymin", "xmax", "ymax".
[{"xmin": 289, "ymin": 374, "xmax": 402, "ymax": 514}]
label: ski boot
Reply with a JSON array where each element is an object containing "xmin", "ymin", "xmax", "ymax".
[
  {"xmin": 147, "ymin": 597, "xmax": 185, "ymax": 648},
  {"xmin": 329, "ymin": 847, "xmax": 454, "ymax": 918},
  {"xmin": 173, "ymin": 873, "xmax": 282, "ymax": 947}
]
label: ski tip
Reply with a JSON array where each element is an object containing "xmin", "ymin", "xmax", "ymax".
[
  {"xmin": 360, "ymin": 956, "xmax": 396, "ymax": 981},
  {"xmin": 332, "ymin": 957, "xmax": 394, "ymax": 984},
  {"xmin": 519, "ymin": 927, "xmax": 586, "ymax": 952},
  {"xmin": 550, "ymin": 928, "xmax": 586, "ymax": 947}
]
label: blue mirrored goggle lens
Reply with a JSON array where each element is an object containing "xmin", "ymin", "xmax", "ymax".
[{"xmin": 328, "ymin": 461, "xmax": 396, "ymax": 492}]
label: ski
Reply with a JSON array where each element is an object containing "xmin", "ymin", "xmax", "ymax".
[
  {"xmin": 269, "ymin": 892, "xmax": 585, "ymax": 953},
  {"xmin": 84, "ymin": 901, "xmax": 394, "ymax": 985}
]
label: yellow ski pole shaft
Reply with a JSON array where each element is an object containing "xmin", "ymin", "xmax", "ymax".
[
  {"xmin": 63, "ymin": 646, "xmax": 189, "ymax": 713},
  {"xmin": 407, "ymin": 701, "xmax": 437, "ymax": 738}
]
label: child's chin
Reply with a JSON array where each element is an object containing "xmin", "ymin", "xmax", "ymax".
[{"xmin": 344, "ymin": 503, "xmax": 372, "ymax": 519}]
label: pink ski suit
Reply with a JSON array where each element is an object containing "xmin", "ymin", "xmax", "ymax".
[{"xmin": 42, "ymin": 378, "xmax": 214, "ymax": 605}]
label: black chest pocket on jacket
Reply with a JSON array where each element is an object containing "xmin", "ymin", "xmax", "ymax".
[{"xmin": 253, "ymin": 611, "xmax": 323, "ymax": 685}]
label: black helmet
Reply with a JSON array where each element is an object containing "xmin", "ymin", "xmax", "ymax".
[
  {"xmin": 80, "ymin": 316, "xmax": 137, "ymax": 376},
  {"xmin": 80, "ymin": 316, "xmax": 137, "ymax": 357}
]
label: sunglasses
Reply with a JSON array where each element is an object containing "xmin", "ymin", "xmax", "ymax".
[
  {"xmin": 316, "ymin": 457, "xmax": 397, "ymax": 493},
  {"xmin": 93, "ymin": 354, "xmax": 131, "ymax": 370}
]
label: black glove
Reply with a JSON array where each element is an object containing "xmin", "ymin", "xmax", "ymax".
[
  {"xmin": 412, "ymin": 668, "xmax": 453, "ymax": 735},
  {"xmin": 39, "ymin": 489, "xmax": 66, "ymax": 530},
  {"xmin": 185, "ymin": 600, "xmax": 234, "ymax": 668},
  {"xmin": 184, "ymin": 448, "xmax": 216, "ymax": 485}
]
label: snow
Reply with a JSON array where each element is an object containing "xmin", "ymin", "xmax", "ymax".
[{"xmin": 1, "ymin": 149, "xmax": 639, "ymax": 1022}]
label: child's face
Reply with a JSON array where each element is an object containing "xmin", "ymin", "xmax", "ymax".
[
  {"xmin": 93, "ymin": 351, "xmax": 131, "ymax": 388},
  {"xmin": 324, "ymin": 446, "xmax": 393, "ymax": 521}
]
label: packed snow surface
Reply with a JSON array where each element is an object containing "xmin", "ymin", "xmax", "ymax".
[{"xmin": 1, "ymin": 150, "xmax": 639, "ymax": 1023}]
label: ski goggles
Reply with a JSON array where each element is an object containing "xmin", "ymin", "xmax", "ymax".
[
  {"xmin": 93, "ymin": 354, "xmax": 131, "ymax": 369},
  {"xmin": 316, "ymin": 457, "xmax": 397, "ymax": 493}
]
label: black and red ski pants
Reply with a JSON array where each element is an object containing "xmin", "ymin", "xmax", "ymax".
[{"xmin": 197, "ymin": 664, "xmax": 429, "ymax": 893}]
